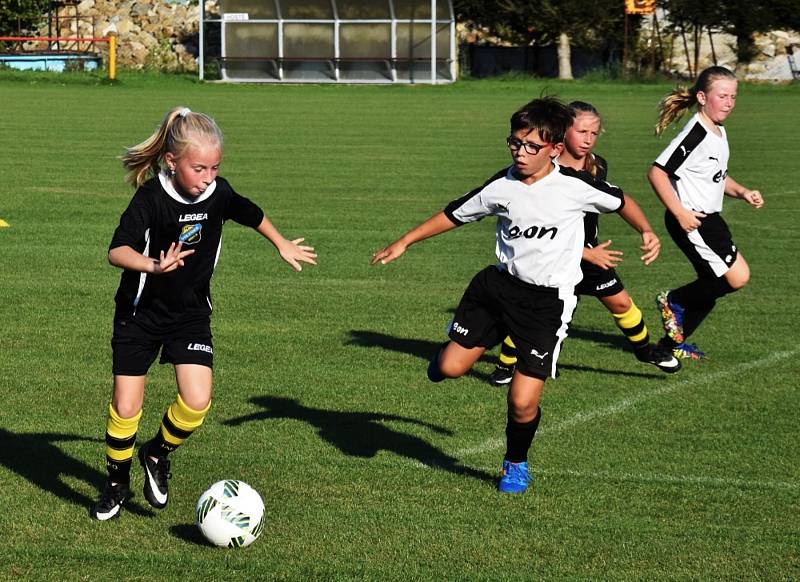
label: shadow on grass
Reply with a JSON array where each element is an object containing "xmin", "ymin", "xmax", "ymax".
[
  {"xmin": 170, "ymin": 523, "xmax": 211, "ymax": 546},
  {"xmin": 345, "ymin": 330, "xmax": 662, "ymax": 380},
  {"xmin": 224, "ymin": 396, "xmax": 495, "ymax": 484},
  {"xmin": 344, "ymin": 329, "xmax": 495, "ymax": 382},
  {"xmin": 568, "ymin": 325, "xmax": 631, "ymax": 351},
  {"xmin": 0, "ymin": 428, "xmax": 152, "ymax": 516}
]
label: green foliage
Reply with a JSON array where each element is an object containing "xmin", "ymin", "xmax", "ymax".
[
  {"xmin": 455, "ymin": 0, "xmax": 631, "ymax": 48},
  {"xmin": 0, "ymin": 0, "xmax": 48, "ymax": 36},
  {"xmin": 0, "ymin": 74, "xmax": 799, "ymax": 579}
]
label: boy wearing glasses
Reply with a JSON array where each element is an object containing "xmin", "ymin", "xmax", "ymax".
[{"xmin": 371, "ymin": 97, "xmax": 624, "ymax": 494}]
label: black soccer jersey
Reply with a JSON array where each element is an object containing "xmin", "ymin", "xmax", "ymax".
[
  {"xmin": 444, "ymin": 161, "xmax": 624, "ymax": 290},
  {"xmin": 109, "ymin": 172, "xmax": 264, "ymax": 327},
  {"xmin": 579, "ymin": 153, "xmax": 609, "ymax": 248}
]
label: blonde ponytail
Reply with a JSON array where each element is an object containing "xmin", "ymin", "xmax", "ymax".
[
  {"xmin": 121, "ymin": 106, "xmax": 224, "ymax": 187},
  {"xmin": 654, "ymin": 87, "xmax": 696, "ymax": 136},
  {"xmin": 655, "ymin": 66, "xmax": 737, "ymax": 136}
]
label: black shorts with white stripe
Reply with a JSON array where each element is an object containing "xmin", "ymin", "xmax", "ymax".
[
  {"xmin": 665, "ymin": 211, "xmax": 738, "ymax": 278},
  {"xmin": 448, "ymin": 266, "xmax": 572, "ymax": 380}
]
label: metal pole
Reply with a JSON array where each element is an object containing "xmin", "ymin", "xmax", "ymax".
[
  {"xmin": 431, "ymin": 0, "xmax": 436, "ymax": 84},
  {"xmin": 198, "ymin": 0, "xmax": 204, "ymax": 80}
]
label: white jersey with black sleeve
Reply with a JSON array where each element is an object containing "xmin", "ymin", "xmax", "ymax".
[
  {"xmin": 444, "ymin": 161, "xmax": 625, "ymax": 290},
  {"xmin": 653, "ymin": 112, "xmax": 730, "ymax": 214}
]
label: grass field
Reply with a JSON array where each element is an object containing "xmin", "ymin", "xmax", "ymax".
[{"xmin": 1, "ymin": 71, "xmax": 798, "ymax": 580}]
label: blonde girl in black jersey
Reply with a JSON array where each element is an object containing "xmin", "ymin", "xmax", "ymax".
[{"xmin": 90, "ymin": 107, "xmax": 317, "ymax": 520}]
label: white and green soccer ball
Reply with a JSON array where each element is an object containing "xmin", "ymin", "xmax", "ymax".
[{"xmin": 196, "ymin": 480, "xmax": 265, "ymax": 548}]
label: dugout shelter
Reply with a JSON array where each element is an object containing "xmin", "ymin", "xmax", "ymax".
[{"xmin": 201, "ymin": 0, "xmax": 455, "ymax": 83}]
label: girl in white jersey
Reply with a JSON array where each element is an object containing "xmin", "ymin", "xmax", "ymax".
[{"xmin": 648, "ymin": 67, "xmax": 764, "ymax": 360}]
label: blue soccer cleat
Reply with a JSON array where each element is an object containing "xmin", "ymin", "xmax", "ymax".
[
  {"xmin": 498, "ymin": 459, "xmax": 531, "ymax": 494},
  {"xmin": 672, "ymin": 342, "xmax": 706, "ymax": 360}
]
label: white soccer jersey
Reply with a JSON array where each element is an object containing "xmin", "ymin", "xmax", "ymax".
[
  {"xmin": 654, "ymin": 112, "xmax": 730, "ymax": 214},
  {"xmin": 444, "ymin": 161, "xmax": 624, "ymax": 289}
]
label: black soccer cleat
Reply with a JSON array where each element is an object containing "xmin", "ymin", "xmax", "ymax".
[
  {"xmin": 427, "ymin": 341, "xmax": 449, "ymax": 383},
  {"xmin": 635, "ymin": 343, "xmax": 682, "ymax": 374},
  {"xmin": 487, "ymin": 364, "xmax": 514, "ymax": 387},
  {"xmin": 89, "ymin": 480, "xmax": 131, "ymax": 521},
  {"xmin": 138, "ymin": 440, "xmax": 171, "ymax": 509}
]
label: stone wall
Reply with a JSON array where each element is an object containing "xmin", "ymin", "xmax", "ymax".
[
  {"xmin": 37, "ymin": 0, "xmax": 218, "ymax": 72},
  {"xmin": 641, "ymin": 21, "xmax": 800, "ymax": 82}
]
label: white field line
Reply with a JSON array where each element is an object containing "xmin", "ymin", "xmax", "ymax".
[
  {"xmin": 526, "ymin": 467, "xmax": 800, "ymax": 491},
  {"xmin": 454, "ymin": 349, "xmax": 798, "ymax": 460}
]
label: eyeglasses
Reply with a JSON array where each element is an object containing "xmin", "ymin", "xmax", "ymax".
[{"xmin": 506, "ymin": 136, "xmax": 548, "ymax": 155}]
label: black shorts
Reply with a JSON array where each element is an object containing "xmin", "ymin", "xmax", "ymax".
[
  {"xmin": 111, "ymin": 316, "xmax": 213, "ymax": 376},
  {"xmin": 575, "ymin": 260, "xmax": 625, "ymax": 298},
  {"xmin": 665, "ymin": 211, "xmax": 738, "ymax": 278},
  {"xmin": 448, "ymin": 266, "xmax": 577, "ymax": 380}
]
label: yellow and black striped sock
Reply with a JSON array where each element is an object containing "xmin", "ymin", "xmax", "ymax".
[
  {"xmin": 612, "ymin": 301, "xmax": 650, "ymax": 350},
  {"xmin": 105, "ymin": 404, "xmax": 141, "ymax": 484},
  {"xmin": 499, "ymin": 336, "xmax": 519, "ymax": 368},
  {"xmin": 151, "ymin": 394, "xmax": 210, "ymax": 457}
]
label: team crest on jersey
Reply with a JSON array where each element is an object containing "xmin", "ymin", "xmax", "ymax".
[{"xmin": 179, "ymin": 223, "xmax": 202, "ymax": 244}]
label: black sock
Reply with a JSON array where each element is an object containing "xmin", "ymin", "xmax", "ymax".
[
  {"xmin": 504, "ymin": 407, "xmax": 542, "ymax": 463},
  {"xmin": 670, "ymin": 276, "xmax": 735, "ymax": 340}
]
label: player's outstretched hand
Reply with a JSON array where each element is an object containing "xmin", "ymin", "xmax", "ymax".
[
  {"xmin": 279, "ymin": 237, "xmax": 317, "ymax": 272},
  {"xmin": 371, "ymin": 240, "xmax": 407, "ymax": 266},
  {"xmin": 677, "ymin": 208, "xmax": 705, "ymax": 233},
  {"xmin": 156, "ymin": 242, "xmax": 194, "ymax": 273},
  {"xmin": 640, "ymin": 231, "xmax": 661, "ymax": 265},
  {"xmin": 742, "ymin": 189, "xmax": 764, "ymax": 209},
  {"xmin": 583, "ymin": 240, "xmax": 622, "ymax": 271}
]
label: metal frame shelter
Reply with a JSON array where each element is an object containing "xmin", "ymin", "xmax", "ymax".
[{"xmin": 200, "ymin": 0, "xmax": 455, "ymax": 83}]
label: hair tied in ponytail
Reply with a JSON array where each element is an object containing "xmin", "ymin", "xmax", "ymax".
[{"xmin": 179, "ymin": 107, "xmax": 191, "ymax": 118}]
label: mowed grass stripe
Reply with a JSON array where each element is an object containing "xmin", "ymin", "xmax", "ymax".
[{"xmin": 1, "ymin": 72, "xmax": 798, "ymax": 580}]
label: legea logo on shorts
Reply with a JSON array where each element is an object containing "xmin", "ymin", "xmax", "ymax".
[
  {"xmin": 187, "ymin": 343, "xmax": 213, "ymax": 353},
  {"xmin": 596, "ymin": 278, "xmax": 618, "ymax": 291},
  {"xmin": 179, "ymin": 223, "xmax": 202, "ymax": 244}
]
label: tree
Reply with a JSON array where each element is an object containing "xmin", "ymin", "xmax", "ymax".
[
  {"xmin": 0, "ymin": 0, "xmax": 48, "ymax": 36},
  {"xmin": 500, "ymin": 0, "xmax": 630, "ymax": 79},
  {"xmin": 455, "ymin": 0, "xmax": 631, "ymax": 79}
]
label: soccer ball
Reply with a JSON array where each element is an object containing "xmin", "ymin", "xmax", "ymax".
[{"xmin": 196, "ymin": 480, "xmax": 265, "ymax": 548}]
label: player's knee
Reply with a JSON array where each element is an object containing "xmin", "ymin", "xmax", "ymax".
[
  {"xmin": 181, "ymin": 391, "xmax": 212, "ymax": 411},
  {"xmin": 724, "ymin": 255, "xmax": 750, "ymax": 290},
  {"xmin": 507, "ymin": 393, "xmax": 540, "ymax": 421},
  {"xmin": 507, "ymin": 401, "xmax": 539, "ymax": 423},
  {"xmin": 438, "ymin": 357, "xmax": 468, "ymax": 378},
  {"xmin": 113, "ymin": 401, "xmax": 142, "ymax": 419},
  {"xmin": 607, "ymin": 294, "xmax": 632, "ymax": 314},
  {"xmin": 726, "ymin": 267, "xmax": 749, "ymax": 290}
]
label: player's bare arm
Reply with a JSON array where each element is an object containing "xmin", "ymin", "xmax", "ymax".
[
  {"xmin": 255, "ymin": 216, "xmax": 317, "ymax": 272},
  {"xmin": 371, "ymin": 211, "xmax": 457, "ymax": 265},
  {"xmin": 648, "ymin": 165, "xmax": 705, "ymax": 232},
  {"xmin": 617, "ymin": 193, "xmax": 661, "ymax": 264},
  {"xmin": 724, "ymin": 176, "xmax": 764, "ymax": 209},
  {"xmin": 583, "ymin": 241, "xmax": 623, "ymax": 270}
]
